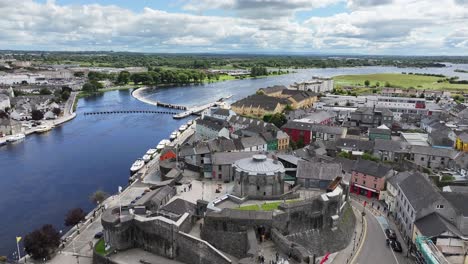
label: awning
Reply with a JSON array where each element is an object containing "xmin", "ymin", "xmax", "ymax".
[{"xmin": 353, "ymin": 183, "xmax": 378, "ymax": 193}]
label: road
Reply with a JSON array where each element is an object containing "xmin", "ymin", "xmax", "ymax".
[{"xmin": 352, "ymin": 199, "xmax": 414, "ymax": 264}]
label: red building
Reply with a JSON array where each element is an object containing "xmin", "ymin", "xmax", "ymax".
[
  {"xmin": 282, "ymin": 121, "xmax": 345, "ymax": 145},
  {"xmin": 160, "ymin": 148, "xmax": 176, "ymax": 161},
  {"xmin": 350, "ymin": 159, "xmax": 392, "ymax": 199}
]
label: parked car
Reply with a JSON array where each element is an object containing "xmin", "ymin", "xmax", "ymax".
[
  {"xmin": 94, "ymin": 231, "xmax": 103, "ymax": 239},
  {"xmin": 385, "ymin": 228, "xmax": 397, "ymax": 240},
  {"xmin": 390, "ymin": 240, "xmax": 403, "ymax": 252}
]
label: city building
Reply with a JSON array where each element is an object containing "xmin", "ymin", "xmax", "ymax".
[
  {"xmin": 231, "ymin": 94, "xmax": 289, "ymax": 117},
  {"xmin": 195, "ymin": 116, "xmax": 230, "ymax": 140},
  {"xmin": 350, "ymin": 159, "xmax": 393, "ymax": 199},
  {"xmin": 289, "ymin": 77, "xmax": 334, "ymax": 93},
  {"xmin": 296, "ymin": 161, "xmax": 343, "ymax": 189},
  {"xmin": 368, "ymin": 125, "xmax": 391, "ymax": 140},
  {"xmin": 0, "ymin": 117, "xmax": 23, "ymax": 136},
  {"xmin": 293, "ymin": 110, "xmax": 335, "ymax": 125},
  {"xmin": 282, "ymin": 121, "xmax": 346, "ymax": 145},
  {"xmin": 409, "ymin": 145, "xmax": 458, "ymax": 170},
  {"xmin": 455, "ymin": 132, "xmax": 468, "ymax": 152},
  {"xmin": 0, "ymin": 94, "xmax": 10, "ymax": 111},
  {"xmin": 232, "ymin": 154, "xmax": 285, "ymax": 198},
  {"xmin": 349, "ymin": 107, "xmax": 393, "ymax": 128}
]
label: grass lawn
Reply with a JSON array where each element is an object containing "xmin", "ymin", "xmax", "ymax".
[
  {"xmin": 237, "ymin": 199, "xmax": 300, "ymax": 211},
  {"xmin": 333, "ymin": 73, "xmax": 468, "ymax": 91},
  {"xmin": 95, "ymin": 238, "xmax": 108, "ymax": 255}
]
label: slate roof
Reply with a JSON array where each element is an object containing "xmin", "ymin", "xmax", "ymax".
[
  {"xmin": 414, "ymin": 213, "xmax": 448, "ymax": 238},
  {"xmin": 354, "ymin": 107, "xmax": 393, "ymax": 117},
  {"xmin": 207, "ymin": 138, "xmax": 237, "ymax": 152},
  {"xmin": 443, "ymin": 185, "xmax": 468, "ymax": 193},
  {"xmin": 398, "ymin": 172, "xmax": 442, "ymax": 214},
  {"xmin": 282, "ymin": 121, "xmax": 345, "ymax": 135},
  {"xmin": 352, "ymin": 159, "xmax": 392, "ymax": 178},
  {"xmin": 335, "ymin": 138, "xmax": 374, "ymax": 152},
  {"xmin": 232, "ymin": 94, "xmax": 289, "ymax": 111},
  {"xmin": 240, "ymin": 136, "xmax": 266, "ymax": 148},
  {"xmin": 442, "ymin": 192, "xmax": 468, "ymax": 216},
  {"xmin": 297, "ymin": 160, "xmax": 342, "ymax": 180},
  {"xmin": 410, "ymin": 145, "xmax": 458, "ymax": 158},
  {"xmin": 333, "ymin": 157, "xmax": 356, "ymax": 174},
  {"xmin": 373, "ymin": 139, "xmax": 409, "ymax": 153},
  {"xmin": 458, "ymin": 132, "xmax": 468, "ymax": 142},
  {"xmin": 258, "ymin": 85, "xmax": 287, "ymax": 95},
  {"xmin": 212, "ymin": 151, "xmax": 265, "ymax": 165},
  {"xmin": 212, "ymin": 108, "xmax": 230, "ymax": 117},
  {"xmin": 387, "ymin": 171, "xmax": 412, "ymax": 187},
  {"xmin": 369, "ymin": 128, "xmax": 391, "ymax": 135},
  {"xmin": 196, "ymin": 115, "xmax": 228, "ymax": 132},
  {"xmin": 160, "ymin": 198, "xmax": 196, "ymax": 216}
]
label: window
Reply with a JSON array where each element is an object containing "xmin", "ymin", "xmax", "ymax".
[
  {"xmin": 257, "ymin": 185, "xmax": 260, "ymax": 190},
  {"xmin": 363, "ymin": 180, "xmax": 366, "ymax": 185},
  {"xmin": 355, "ymin": 178, "xmax": 358, "ymax": 182},
  {"xmin": 432, "ymin": 156, "xmax": 435, "ymax": 160},
  {"xmin": 436, "ymin": 204, "xmax": 444, "ymax": 209},
  {"xmin": 421, "ymin": 157, "xmax": 424, "ymax": 161},
  {"xmin": 374, "ymin": 184, "xmax": 377, "ymax": 188}
]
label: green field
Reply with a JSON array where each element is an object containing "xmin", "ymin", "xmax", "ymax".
[
  {"xmin": 333, "ymin": 73, "xmax": 468, "ymax": 91},
  {"xmin": 236, "ymin": 199, "xmax": 300, "ymax": 211}
]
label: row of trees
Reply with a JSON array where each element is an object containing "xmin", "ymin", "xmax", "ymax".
[
  {"xmin": 22, "ymin": 190, "xmax": 109, "ymax": 260},
  {"xmin": 117, "ymin": 68, "xmax": 209, "ymax": 85},
  {"xmin": 250, "ymin": 66, "xmax": 268, "ymax": 77}
]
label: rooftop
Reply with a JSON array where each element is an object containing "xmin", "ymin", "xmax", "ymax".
[
  {"xmin": 352, "ymin": 159, "xmax": 392, "ymax": 178},
  {"xmin": 233, "ymin": 154, "xmax": 285, "ymax": 175}
]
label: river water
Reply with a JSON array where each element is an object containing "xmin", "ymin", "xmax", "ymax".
[{"xmin": 0, "ymin": 65, "xmax": 467, "ymax": 256}]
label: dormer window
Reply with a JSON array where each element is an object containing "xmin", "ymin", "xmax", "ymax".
[{"xmin": 436, "ymin": 204, "xmax": 444, "ymax": 209}]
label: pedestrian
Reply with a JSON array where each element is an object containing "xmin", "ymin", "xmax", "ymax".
[
  {"xmin": 276, "ymin": 252, "xmax": 279, "ymax": 262},
  {"xmin": 288, "ymin": 251, "xmax": 292, "ymax": 259}
]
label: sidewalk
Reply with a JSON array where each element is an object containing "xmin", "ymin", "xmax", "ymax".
[{"xmin": 330, "ymin": 204, "xmax": 365, "ymax": 264}]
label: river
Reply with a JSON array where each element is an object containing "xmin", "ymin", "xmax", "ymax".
[{"xmin": 0, "ymin": 65, "xmax": 467, "ymax": 256}]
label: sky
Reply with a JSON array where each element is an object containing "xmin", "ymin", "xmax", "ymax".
[{"xmin": 1, "ymin": 0, "xmax": 467, "ymax": 55}]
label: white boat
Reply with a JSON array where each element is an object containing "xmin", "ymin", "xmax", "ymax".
[
  {"xmin": 156, "ymin": 144, "xmax": 165, "ymax": 152},
  {"xmin": 130, "ymin": 159, "xmax": 145, "ymax": 173},
  {"xmin": 187, "ymin": 119, "xmax": 193, "ymax": 125},
  {"xmin": 170, "ymin": 131, "xmax": 178, "ymax": 141},
  {"xmin": 35, "ymin": 125, "xmax": 53, "ymax": 133},
  {"xmin": 7, "ymin": 133, "xmax": 26, "ymax": 143},
  {"xmin": 179, "ymin": 125, "xmax": 188, "ymax": 132},
  {"xmin": 142, "ymin": 154, "xmax": 151, "ymax": 163},
  {"xmin": 146, "ymin": 148, "xmax": 157, "ymax": 157}
]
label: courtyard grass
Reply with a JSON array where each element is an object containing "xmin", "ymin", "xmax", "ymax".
[
  {"xmin": 333, "ymin": 73, "xmax": 468, "ymax": 91},
  {"xmin": 95, "ymin": 238, "xmax": 108, "ymax": 255},
  {"xmin": 236, "ymin": 199, "xmax": 300, "ymax": 211}
]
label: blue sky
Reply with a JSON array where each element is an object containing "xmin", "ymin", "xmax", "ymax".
[{"xmin": 1, "ymin": 0, "xmax": 467, "ymax": 55}]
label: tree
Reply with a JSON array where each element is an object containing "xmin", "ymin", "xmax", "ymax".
[
  {"xmin": 263, "ymin": 113, "xmax": 287, "ymax": 128},
  {"xmin": 375, "ymin": 82, "xmax": 380, "ymax": 87},
  {"xmin": 90, "ymin": 190, "xmax": 108, "ymax": 204},
  {"xmin": 31, "ymin": 110, "xmax": 44, "ymax": 120},
  {"xmin": 73, "ymin": 72, "xmax": 85, "ymax": 77},
  {"xmin": 52, "ymin": 108, "xmax": 61, "ymax": 116},
  {"xmin": 82, "ymin": 82, "xmax": 97, "ymax": 92},
  {"xmin": 24, "ymin": 224, "xmax": 61, "ymax": 260},
  {"xmin": 64, "ymin": 208, "xmax": 86, "ymax": 226},
  {"xmin": 61, "ymin": 90, "xmax": 70, "ymax": 101},
  {"xmin": 39, "ymin": 88, "xmax": 52, "ymax": 95},
  {"xmin": 384, "ymin": 81, "xmax": 391, "ymax": 87},
  {"xmin": 117, "ymin": 71, "xmax": 131, "ymax": 84},
  {"xmin": 364, "ymin": 80, "xmax": 370, "ymax": 87}
]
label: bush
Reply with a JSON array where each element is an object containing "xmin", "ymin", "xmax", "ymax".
[
  {"xmin": 31, "ymin": 110, "xmax": 44, "ymax": 120},
  {"xmin": 90, "ymin": 190, "xmax": 108, "ymax": 204},
  {"xmin": 39, "ymin": 88, "xmax": 52, "ymax": 95},
  {"xmin": 52, "ymin": 108, "xmax": 61, "ymax": 116},
  {"xmin": 64, "ymin": 208, "xmax": 86, "ymax": 226},
  {"xmin": 24, "ymin": 224, "xmax": 61, "ymax": 260}
]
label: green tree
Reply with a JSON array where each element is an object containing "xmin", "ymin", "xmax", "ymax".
[
  {"xmin": 376, "ymin": 82, "xmax": 380, "ymax": 87},
  {"xmin": 117, "ymin": 71, "xmax": 131, "ymax": 84},
  {"xmin": 39, "ymin": 88, "xmax": 52, "ymax": 95},
  {"xmin": 52, "ymin": 108, "xmax": 61, "ymax": 116},
  {"xmin": 64, "ymin": 208, "xmax": 86, "ymax": 226},
  {"xmin": 263, "ymin": 113, "xmax": 287, "ymax": 128},
  {"xmin": 364, "ymin": 80, "xmax": 370, "ymax": 87},
  {"xmin": 82, "ymin": 82, "xmax": 97, "ymax": 92},
  {"xmin": 61, "ymin": 90, "xmax": 70, "ymax": 101},
  {"xmin": 90, "ymin": 190, "xmax": 108, "ymax": 205},
  {"xmin": 31, "ymin": 110, "xmax": 44, "ymax": 120},
  {"xmin": 24, "ymin": 224, "xmax": 61, "ymax": 260}
]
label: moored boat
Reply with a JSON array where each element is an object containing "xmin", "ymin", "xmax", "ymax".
[
  {"xmin": 6, "ymin": 133, "xmax": 26, "ymax": 143},
  {"xmin": 130, "ymin": 159, "xmax": 145, "ymax": 173},
  {"xmin": 146, "ymin": 148, "xmax": 157, "ymax": 158},
  {"xmin": 142, "ymin": 154, "xmax": 151, "ymax": 163},
  {"xmin": 179, "ymin": 124, "xmax": 187, "ymax": 132},
  {"xmin": 35, "ymin": 125, "xmax": 53, "ymax": 133}
]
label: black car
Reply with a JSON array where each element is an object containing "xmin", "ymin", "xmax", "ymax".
[
  {"xmin": 94, "ymin": 231, "xmax": 103, "ymax": 239},
  {"xmin": 390, "ymin": 240, "xmax": 403, "ymax": 252},
  {"xmin": 385, "ymin": 228, "xmax": 397, "ymax": 240}
]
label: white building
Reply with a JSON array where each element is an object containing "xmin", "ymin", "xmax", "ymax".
[
  {"xmin": 0, "ymin": 94, "xmax": 10, "ymax": 111},
  {"xmin": 0, "ymin": 74, "xmax": 47, "ymax": 85},
  {"xmin": 289, "ymin": 77, "xmax": 334, "ymax": 93}
]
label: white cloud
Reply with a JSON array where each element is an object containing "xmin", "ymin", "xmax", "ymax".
[{"xmin": 0, "ymin": 0, "xmax": 466, "ymax": 54}]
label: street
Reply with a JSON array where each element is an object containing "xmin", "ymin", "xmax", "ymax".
[{"xmin": 352, "ymin": 199, "xmax": 414, "ymax": 264}]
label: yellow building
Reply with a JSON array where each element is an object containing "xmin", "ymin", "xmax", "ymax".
[
  {"xmin": 276, "ymin": 130, "xmax": 290, "ymax": 151},
  {"xmin": 231, "ymin": 94, "xmax": 289, "ymax": 118},
  {"xmin": 455, "ymin": 133, "xmax": 468, "ymax": 152}
]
